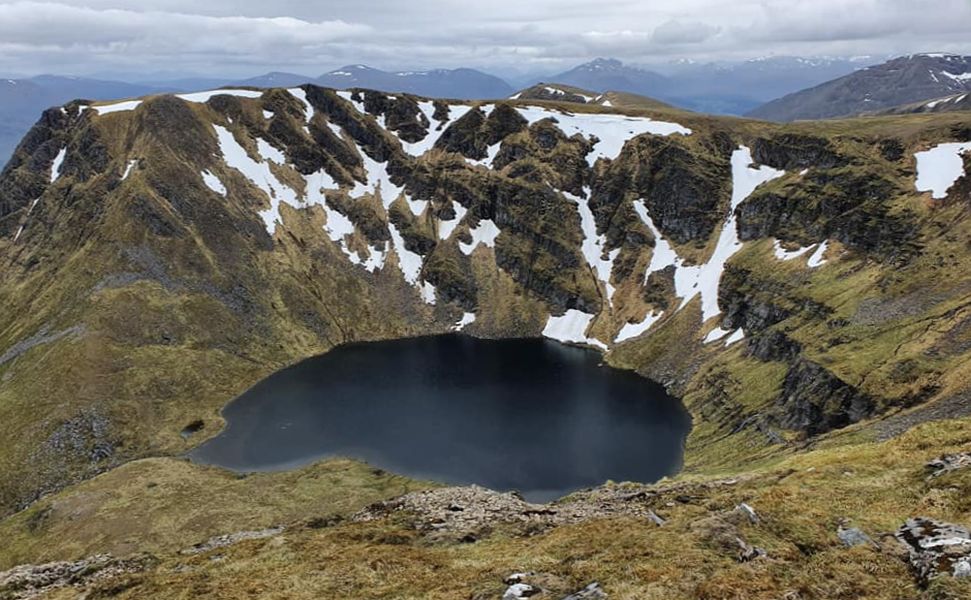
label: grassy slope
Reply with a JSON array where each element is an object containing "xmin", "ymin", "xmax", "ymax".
[{"xmin": 3, "ymin": 416, "xmax": 970, "ymax": 599}]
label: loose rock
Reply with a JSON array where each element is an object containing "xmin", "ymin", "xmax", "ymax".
[
  {"xmin": 735, "ymin": 502, "xmax": 760, "ymax": 524},
  {"xmin": 0, "ymin": 554, "xmax": 149, "ymax": 600},
  {"xmin": 562, "ymin": 582, "xmax": 607, "ymax": 599},
  {"xmin": 182, "ymin": 526, "xmax": 285, "ymax": 555},
  {"xmin": 736, "ymin": 537, "xmax": 767, "ymax": 562},
  {"xmin": 837, "ymin": 521, "xmax": 875, "ymax": 548}
]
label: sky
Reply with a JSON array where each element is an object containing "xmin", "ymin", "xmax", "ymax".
[{"xmin": 1, "ymin": 0, "xmax": 970, "ymax": 79}]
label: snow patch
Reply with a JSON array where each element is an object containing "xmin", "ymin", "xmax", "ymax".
[
  {"xmin": 389, "ymin": 222, "xmax": 435, "ymax": 304},
  {"xmin": 438, "ymin": 201, "xmax": 468, "ymax": 240},
  {"xmin": 725, "ymin": 329, "xmax": 745, "ymax": 346},
  {"xmin": 213, "ymin": 124, "xmax": 298, "ymax": 235},
  {"xmin": 453, "ymin": 312, "xmax": 476, "ymax": 331},
  {"xmin": 773, "ymin": 240, "xmax": 813, "ymax": 261},
  {"xmin": 50, "ymin": 148, "xmax": 66, "ymax": 182},
  {"xmin": 459, "ymin": 219, "xmax": 500, "ymax": 254},
  {"xmin": 632, "ymin": 200, "xmax": 679, "ymax": 276},
  {"xmin": 942, "ymin": 71, "xmax": 971, "ymax": 83},
  {"xmin": 704, "ymin": 327, "xmax": 732, "ymax": 343},
  {"xmin": 398, "ymin": 102, "xmax": 472, "ymax": 157},
  {"xmin": 514, "ymin": 106, "xmax": 691, "ymax": 167},
  {"xmin": 465, "ymin": 141, "xmax": 503, "ymax": 167},
  {"xmin": 175, "ymin": 89, "xmax": 264, "ymax": 103},
  {"xmin": 201, "ymin": 170, "xmax": 226, "ymax": 195},
  {"xmin": 336, "ymin": 90, "xmax": 366, "ymax": 113},
  {"xmin": 705, "ymin": 327, "xmax": 745, "ymax": 346},
  {"xmin": 672, "ymin": 147, "xmax": 784, "ymax": 322},
  {"xmin": 615, "ymin": 311, "xmax": 664, "ymax": 343},
  {"xmin": 542, "ymin": 309, "xmax": 607, "ymax": 350},
  {"xmin": 90, "ymin": 100, "xmax": 142, "ymax": 115},
  {"xmin": 350, "ymin": 147, "xmax": 405, "ymax": 209},
  {"xmin": 121, "ymin": 159, "xmax": 137, "ymax": 180},
  {"xmin": 564, "ymin": 189, "xmax": 619, "ymax": 302},
  {"xmin": 287, "ymin": 88, "xmax": 314, "ymax": 122},
  {"xmin": 256, "ymin": 138, "xmax": 285, "ymax": 164},
  {"xmin": 915, "ymin": 141, "xmax": 971, "ymax": 199},
  {"xmin": 633, "ymin": 148, "xmax": 783, "ymax": 324},
  {"xmin": 300, "ymin": 168, "xmax": 373, "ymax": 268},
  {"xmin": 807, "ymin": 241, "xmax": 829, "ymax": 268}
]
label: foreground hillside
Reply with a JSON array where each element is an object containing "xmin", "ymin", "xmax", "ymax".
[{"xmin": 0, "ymin": 84, "xmax": 970, "ymax": 597}]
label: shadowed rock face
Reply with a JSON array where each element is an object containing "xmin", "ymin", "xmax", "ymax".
[
  {"xmin": 735, "ymin": 167, "xmax": 920, "ymax": 262},
  {"xmin": 596, "ymin": 134, "xmax": 731, "ymax": 245},
  {"xmin": 775, "ymin": 359, "xmax": 874, "ymax": 435}
]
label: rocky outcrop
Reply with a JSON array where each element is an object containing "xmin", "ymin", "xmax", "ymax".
[
  {"xmin": 752, "ymin": 133, "xmax": 847, "ymax": 170},
  {"xmin": 895, "ymin": 517, "xmax": 971, "ymax": 585},
  {"xmin": 353, "ymin": 479, "xmax": 747, "ymax": 543},
  {"xmin": 513, "ymin": 84, "xmax": 596, "ymax": 105},
  {"xmin": 926, "ymin": 453, "xmax": 971, "ymax": 479},
  {"xmin": 436, "ymin": 104, "xmax": 527, "ymax": 160}
]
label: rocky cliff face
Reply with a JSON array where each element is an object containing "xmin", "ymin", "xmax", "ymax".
[{"xmin": 1, "ymin": 84, "xmax": 971, "ymax": 513}]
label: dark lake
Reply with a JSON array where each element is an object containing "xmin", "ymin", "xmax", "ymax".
[{"xmin": 189, "ymin": 335, "xmax": 691, "ymax": 501}]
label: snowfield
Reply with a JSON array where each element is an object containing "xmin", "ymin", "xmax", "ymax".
[{"xmin": 459, "ymin": 219, "xmax": 500, "ymax": 255}]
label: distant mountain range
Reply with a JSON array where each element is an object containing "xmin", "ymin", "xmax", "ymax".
[
  {"xmin": 235, "ymin": 65, "xmax": 514, "ymax": 99},
  {"xmin": 317, "ymin": 65, "xmax": 513, "ymax": 99},
  {"xmin": 538, "ymin": 57, "xmax": 872, "ymax": 115},
  {"xmin": 3, "ymin": 53, "xmax": 967, "ymax": 167},
  {"xmin": 747, "ymin": 54, "xmax": 971, "ymax": 121}
]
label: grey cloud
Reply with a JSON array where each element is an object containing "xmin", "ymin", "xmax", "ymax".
[
  {"xmin": 651, "ymin": 20, "xmax": 721, "ymax": 45},
  {"xmin": 0, "ymin": 0, "xmax": 968, "ymax": 77}
]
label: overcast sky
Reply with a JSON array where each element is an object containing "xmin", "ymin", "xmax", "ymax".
[{"xmin": 2, "ymin": 0, "xmax": 970, "ymax": 79}]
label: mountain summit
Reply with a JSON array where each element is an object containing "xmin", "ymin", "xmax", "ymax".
[{"xmin": 545, "ymin": 58, "xmax": 670, "ymax": 98}]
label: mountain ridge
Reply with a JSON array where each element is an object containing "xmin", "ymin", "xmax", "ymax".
[{"xmin": 748, "ymin": 53, "xmax": 971, "ymax": 121}]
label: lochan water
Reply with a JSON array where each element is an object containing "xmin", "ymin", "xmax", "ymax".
[{"xmin": 190, "ymin": 335, "xmax": 691, "ymax": 502}]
